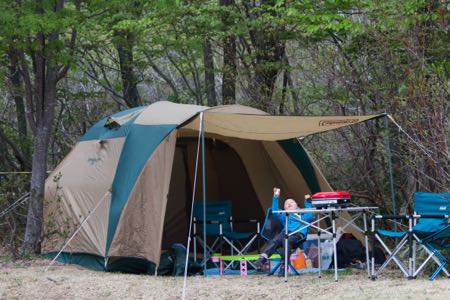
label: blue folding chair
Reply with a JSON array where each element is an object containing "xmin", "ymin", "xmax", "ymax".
[
  {"xmin": 192, "ymin": 201, "xmax": 260, "ymax": 269},
  {"xmin": 260, "ymin": 208, "xmax": 306, "ymax": 276},
  {"xmin": 371, "ymin": 192, "xmax": 450, "ymax": 280}
]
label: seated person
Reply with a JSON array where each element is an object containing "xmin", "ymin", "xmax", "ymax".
[{"xmin": 255, "ymin": 187, "xmax": 314, "ymax": 273}]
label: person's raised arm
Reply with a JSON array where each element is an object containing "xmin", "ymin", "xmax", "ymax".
[
  {"xmin": 272, "ymin": 187, "xmax": 281, "ymax": 210},
  {"xmin": 302, "ymin": 194, "xmax": 315, "ymax": 222}
]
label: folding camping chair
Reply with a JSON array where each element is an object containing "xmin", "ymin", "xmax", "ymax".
[
  {"xmin": 192, "ymin": 201, "xmax": 260, "ymax": 270},
  {"xmin": 260, "ymin": 208, "xmax": 307, "ymax": 276},
  {"xmin": 371, "ymin": 192, "xmax": 450, "ymax": 280}
]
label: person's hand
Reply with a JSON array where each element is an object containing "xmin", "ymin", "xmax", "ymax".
[
  {"xmin": 304, "ymin": 194, "xmax": 311, "ymax": 199},
  {"xmin": 273, "ymin": 187, "xmax": 280, "ymax": 197}
]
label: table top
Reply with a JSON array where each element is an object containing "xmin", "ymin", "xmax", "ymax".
[{"xmin": 272, "ymin": 206, "xmax": 378, "ymax": 214}]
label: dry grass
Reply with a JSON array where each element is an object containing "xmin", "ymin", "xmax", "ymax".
[{"xmin": 0, "ymin": 258, "xmax": 449, "ymax": 300}]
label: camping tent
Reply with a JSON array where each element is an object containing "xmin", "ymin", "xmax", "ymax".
[{"xmin": 43, "ymin": 101, "xmax": 381, "ymax": 273}]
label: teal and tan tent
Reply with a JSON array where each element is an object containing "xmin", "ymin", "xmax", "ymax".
[{"xmin": 43, "ymin": 101, "xmax": 381, "ymax": 272}]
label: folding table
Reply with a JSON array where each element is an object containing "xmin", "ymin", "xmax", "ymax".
[{"xmin": 273, "ymin": 206, "xmax": 378, "ymax": 282}]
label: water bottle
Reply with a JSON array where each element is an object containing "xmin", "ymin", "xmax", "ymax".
[{"xmin": 320, "ymin": 240, "xmax": 333, "ymax": 270}]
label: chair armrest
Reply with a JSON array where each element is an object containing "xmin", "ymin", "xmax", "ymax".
[
  {"xmin": 373, "ymin": 214, "xmax": 409, "ymax": 220},
  {"xmin": 229, "ymin": 219, "xmax": 261, "ymax": 234},
  {"xmin": 413, "ymin": 214, "xmax": 449, "ymax": 219},
  {"xmin": 193, "ymin": 220, "xmax": 224, "ymax": 224},
  {"xmin": 231, "ymin": 219, "xmax": 259, "ymax": 224},
  {"xmin": 373, "ymin": 214, "xmax": 449, "ymax": 220}
]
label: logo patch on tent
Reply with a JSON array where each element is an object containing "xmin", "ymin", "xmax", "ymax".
[
  {"xmin": 439, "ymin": 206, "xmax": 447, "ymax": 211},
  {"xmin": 88, "ymin": 156, "xmax": 103, "ymax": 165},
  {"xmin": 319, "ymin": 119, "xmax": 359, "ymax": 126}
]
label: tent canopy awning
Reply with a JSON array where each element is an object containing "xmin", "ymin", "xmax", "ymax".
[{"xmin": 182, "ymin": 112, "xmax": 385, "ymax": 141}]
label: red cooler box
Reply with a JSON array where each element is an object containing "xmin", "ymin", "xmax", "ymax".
[{"xmin": 311, "ymin": 191, "xmax": 351, "ymax": 208}]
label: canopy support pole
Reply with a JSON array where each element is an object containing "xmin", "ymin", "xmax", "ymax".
[
  {"xmin": 182, "ymin": 112, "xmax": 204, "ymax": 300},
  {"xmin": 201, "ymin": 112, "xmax": 207, "ymax": 277},
  {"xmin": 384, "ymin": 114, "xmax": 397, "ymax": 232}
]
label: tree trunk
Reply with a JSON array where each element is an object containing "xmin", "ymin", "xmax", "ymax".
[
  {"xmin": 116, "ymin": 32, "xmax": 141, "ymax": 108},
  {"xmin": 19, "ymin": 0, "xmax": 77, "ymax": 254},
  {"xmin": 279, "ymin": 70, "xmax": 288, "ymax": 115},
  {"xmin": 220, "ymin": 0, "xmax": 236, "ymax": 104},
  {"xmin": 252, "ymin": 35, "xmax": 285, "ymax": 113},
  {"xmin": 245, "ymin": 0, "xmax": 285, "ymax": 113},
  {"xmin": 22, "ymin": 57, "xmax": 58, "ymax": 253},
  {"xmin": 8, "ymin": 49, "xmax": 31, "ymax": 170},
  {"xmin": 22, "ymin": 125, "xmax": 52, "ymax": 253},
  {"xmin": 203, "ymin": 39, "xmax": 217, "ymax": 106},
  {"xmin": 286, "ymin": 71, "xmax": 300, "ymax": 114}
]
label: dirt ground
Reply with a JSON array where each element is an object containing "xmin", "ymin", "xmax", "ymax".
[{"xmin": 0, "ymin": 258, "xmax": 449, "ymax": 300}]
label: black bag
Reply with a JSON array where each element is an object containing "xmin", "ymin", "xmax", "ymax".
[
  {"xmin": 335, "ymin": 238, "xmax": 366, "ymax": 268},
  {"xmin": 334, "ymin": 235, "xmax": 386, "ymax": 268},
  {"xmin": 370, "ymin": 246, "xmax": 386, "ymax": 265},
  {"xmin": 157, "ymin": 243, "xmax": 202, "ymax": 276}
]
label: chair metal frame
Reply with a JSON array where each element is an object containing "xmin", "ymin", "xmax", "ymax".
[
  {"xmin": 261, "ymin": 208, "xmax": 319, "ymax": 277},
  {"xmin": 266, "ymin": 236, "xmax": 305, "ymax": 276},
  {"xmin": 192, "ymin": 215, "xmax": 260, "ymax": 269},
  {"xmin": 371, "ymin": 214, "xmax": 450, "ymax": 280}
]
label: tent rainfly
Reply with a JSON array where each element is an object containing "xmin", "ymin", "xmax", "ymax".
[{"xmin": 43, "ymin": 101, "xmax": 382, "ymax": 273}]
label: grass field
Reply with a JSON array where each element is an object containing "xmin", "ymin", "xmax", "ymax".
[{"xmin": 0, "ymin": 257, "xmax": 449, "ymax": 299}]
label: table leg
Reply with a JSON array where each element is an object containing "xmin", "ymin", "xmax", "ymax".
[
  {"xmin": 285, "ymin": 213, "xmax": 289, "ymax": 282},
  {"xmin": 363, "ymin": 212, "xmax": 370, "ymax": 278},
  {"xmin": 371, "ymin": 217, "xmax": 375, "ymax": 279},
  {"xmin": 332, "ymin": 212, "xmax": 338, "ymax": 282},
  {"xmin": 408, "ymin": 216, "xmax": 413, "ymax": 279},
  {"xmin": 412, "ymin": 238, "xmax": 416, "ymax": 277},
  {"xmin": 318, "ymin": 230, "xmax": 322, "ymax": 278}
]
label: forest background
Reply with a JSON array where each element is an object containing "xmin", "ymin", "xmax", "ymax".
[{"xmin": 0, "ymin": 0, "xmax": 448, "ymax": 256}]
